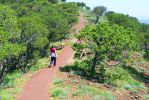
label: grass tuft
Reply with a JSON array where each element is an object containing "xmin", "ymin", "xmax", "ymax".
[{"xmin": 51, "ymin": 87, "xmax": 68, "ymax": 99}]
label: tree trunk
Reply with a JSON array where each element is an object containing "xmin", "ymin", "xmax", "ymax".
[
  {"xmin": 144, "ymin": 42, "xmax": 148, "ymax": 55},
  {"xmin": 0, "ymin": 64, "xmax": 5, "ymax": 81},
  {"xmin": 95, "ymin": 16, "xmax": 100, "ymax": 24},
  {"xmin": 91, "ymin": 53, "xmax": 98, "ymax": 74}
]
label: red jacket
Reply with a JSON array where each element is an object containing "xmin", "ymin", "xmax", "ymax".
[{"xmin": 50, "ymin": 47, "xmax": 56, "ymax": 53}]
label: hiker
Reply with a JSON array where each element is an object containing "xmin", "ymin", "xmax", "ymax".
[{"xmin": 49, "ymin": 45, "xmax": 57, "ymax": 67}]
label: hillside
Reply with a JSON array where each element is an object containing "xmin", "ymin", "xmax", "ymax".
[
  {"xmin": 49, "ymin": 9, "xmax": 149, "ymax": 100},
  {"xmin": 0, "ymin": 1, "xmax": 149, "ymax": 100}
]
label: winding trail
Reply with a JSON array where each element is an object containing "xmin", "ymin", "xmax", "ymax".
[
  {"xmin": 76, "ymin": 13, "xmax": 85, "ymax": 32},
  {"xmin": 71, "ymin": 13, "xmax": 85, "ymax": 33},
  {"xmin": 18, "ymin": 14, "xmax": 85, "ymax": 100}
]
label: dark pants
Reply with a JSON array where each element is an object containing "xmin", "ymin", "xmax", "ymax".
[{"xmin": 50, "ymin": 57, "xmax": 56, "ymax": 66}]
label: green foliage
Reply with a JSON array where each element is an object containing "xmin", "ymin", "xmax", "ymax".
[
  {"xmin": 51, "ymin": 87, "xmax": 68, "ymax": 99},
  {"xmin": 72, "ymin": 91, "xmax": 83, "ymax": 96},
  {"xmin": 106, "ymin": 66, "xmax": 147, "ymax": 92},
  {"xmin": 85, "ymin": 6, "xmax": 91, "ymax": 10},
  {"xmin": 0, "ymin": 0, "xmax": 79, "ymax": 82},
  {"xmin": 53, "ymin": 78, "xmax": 64, "ymax": 85},
  {"xmin": 0, "ymin": 71, "xmax": 21, "ymax": 88},
  {"xmin": 46, "ymin": 15, "xmax": 69, "ymax": 41},
  {"xmin": 76, "ymin": 23, "xmax": 137, "ymax": 74},
  {"xmin": 34, "ymin": 37, "xmax": 49, "ymax": 48},
  {"xmin": 76, "ymin": 2, "xmax": 86, "ymax": 8},
  {"xmin": 61, "ymin": 0, "xmax": 66, "ymax": 2},
  {"xmin": 79, "ymin": 23, "xmax": 136, "ymax": 59},
  {"xmin": 76, "ymin": 84, "xmax": 115, "ymax": 100},
  {"xmin": 97, "ymin": 65, "xmax": 106, "ymax": 83},
  {"xmin": 144, "ymin": 95, "xmax": 149, "ymax": 99},
  {"xmin": 0, "ymin": 57, "xmax": 49, "ymax": 100},
  {"xmin": 106, "ymin": 66, "xmax": 130, "ymax": 83},
  {"xmin": 58, "ymin": 2, "xmax": 79, "ymax": 25},
  {"xmin": 0, "ymin": 4, "xmax": 19, "ymax": 35},
  {"xmin": 94, "ymin": 92, "xmax": 116, "ymax": 100},
  {"xmin": 80, "ymin": 8, "xmax": 96, "ymax": 24},
  {"xmin": 49, "ymin": 0, "xmax": 58, "ymax": 4},
  {"xmin": 0, "ymin": 71, "xmax": 23, "ymax": 100},
  {"xmin": 78, "ymin": 84, "xmax": 100, "ymax": 95},
  {"xmin": 105, "ymin": 11, "xmax": 141, "ymax": 32},
  {"xmin": 0, "ymin": 43, "xmax": 25, "ymax": 61},
  {"xmin": 140, "ymin": 24, "xmax": 149, "ymax": 58}
]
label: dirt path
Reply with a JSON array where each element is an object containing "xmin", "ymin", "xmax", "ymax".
[
  {"xmin": 18, "ymin": 14, "xmax": 85, "ymax": 100},
  {"xmin": 71, "ymin": 13, "xmax": 85, "ymax": 33},
  {"xmin": 76, "ymin": 13, "xmax": 85, "ymax": 32},
  {"xmin": 18, "ymin": 46, "xmax": 74, "ymax": 100}
]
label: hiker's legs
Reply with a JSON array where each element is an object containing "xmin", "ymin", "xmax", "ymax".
[
  {"xmin": 50, "ymin": 57, "xmax": 54, "ymax": 65},
  {"xmin": 53, "ymin": 57, "xmax": 56, "ymax": 66}
]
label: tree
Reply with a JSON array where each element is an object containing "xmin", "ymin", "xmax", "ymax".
[
  {"xmin": 0, "ymin": 30, "xmax": 25, "ymax": 80},
  {"xmin": 76, "ymin": 2, "xmax": 86, "ymax": 8},
  {"xmin": 86, "ymin": 6, "xmax": 91, "ymax": 10},
  {"xmin": 93, "ymin": 6, "xmax": 107, "ymax": 23},
  {"xmin": 0, "ymin": 4, "xmax": 19, "ymax": 36},
  {"xmin": 105, "ymin": 11, "xmax": 141, "ymax": 32},
  {"xmin": 76, "ymin": 23, "xmax": 137, "ymax": 74},
  {"xmin": 19, "ymin": 16, "xmax": 48, "ymax": 62},
  {"xmin": 140, "ymin": 24, "xmax": 149, "ymax": 57},
  {"xmin": 46, "ymin": 15, "xmax": 69, "ymax": 41},
  {"xmin": 61, "ymin": 0, "xmax": 66, "ymax": 2},
  {"xmin": 58, "ymin": 2, "xmax": 79, "ymax": 25},
  {"xmin": 0, "ymin": 0, "xmax": 79, "ymax": 82},
  {"xmin": 48, "ymin": 0, "xmax": 58, "ymax": 4}
]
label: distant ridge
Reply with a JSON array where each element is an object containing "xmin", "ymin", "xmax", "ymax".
[{"xmin": 140, "ymin": 19, "xmax": 149, "ymax": 24}]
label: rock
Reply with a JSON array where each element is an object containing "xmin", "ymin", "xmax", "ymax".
[{"xmin": 134, "ymin": 95, "xmax": 139, "ymax": 98}]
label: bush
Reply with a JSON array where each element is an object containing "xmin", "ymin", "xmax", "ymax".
[
  {"xmin": 94, "ymin": 92, "xmax": 116, "ymax": 100},
  {"xmin": 106, "ymin": 66, "xmax": 129, "ymax": 84},
  {"xmin": 53, "ymin": 78, "xmax": 64, "ymax": 85},
  {"xmin": 51, "ymin": 88, "xmax": 68, "ymax": 99}
]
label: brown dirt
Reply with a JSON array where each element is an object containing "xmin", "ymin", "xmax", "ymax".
[{"xmin": 71, "ymin": 13, "xmax": 85, "ymax": 33}]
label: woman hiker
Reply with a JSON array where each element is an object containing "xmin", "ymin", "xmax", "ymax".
[{"xmin": 49, "ymin": 45, "xmax": 57, "ymax": 67}]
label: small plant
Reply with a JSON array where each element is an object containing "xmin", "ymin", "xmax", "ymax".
[
  {"xmin": 51, "ymin": 88, "xmax": 68, "ymax": 99},
  {"xmin": 123, "ymin": 83, "xmax": 132, "ymax": 90},
  {"xmin": 94, "ymin": 95, "xmax": 103, "ymax": 100},
  {"xmin": 94, "ymin": 91, "xmax": 115, "ymax": 100},
  {"xmin": 77, "ymin": 84, "xmax": 100, "ymax": 95},
  {"xmin": 53, "ymin": 78, "xmax": 64, "ymax": 85},
  {"xmin": 100, "ymin": 91, "xmax": 116, "ymax": 100},
  {"xmin": 72, "ymin": 90, "xmax": 83, "ymax": 96},
  {"xmin": 107, "ymin": 66, "xmax": 129, "ymax": 82},
  {"xmin": 96, "ymin": 65, "xmax": 106, "ymax": 83},
  {"xmin": 144, "ymin": 95, "xmax": 149, "ymax": 99}
]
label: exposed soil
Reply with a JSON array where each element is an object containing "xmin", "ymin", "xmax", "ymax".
[{"xmin": 71, "ymin": 13, "xmax": 85, "ymax": 33}]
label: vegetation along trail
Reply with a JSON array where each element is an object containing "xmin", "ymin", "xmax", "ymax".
[{"xmin": 18, "ymin": 14, "xmax": 85, "ymax": 100}]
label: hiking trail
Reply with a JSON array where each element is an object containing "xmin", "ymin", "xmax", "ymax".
[{"xmin": 18, "ymin": 14, "xmax": 85, "ymax": 100}]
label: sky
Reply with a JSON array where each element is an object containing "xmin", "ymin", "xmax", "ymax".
[{"xmin": 67, "ymin": 0, "xmax": 149, "ymax": 21}]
